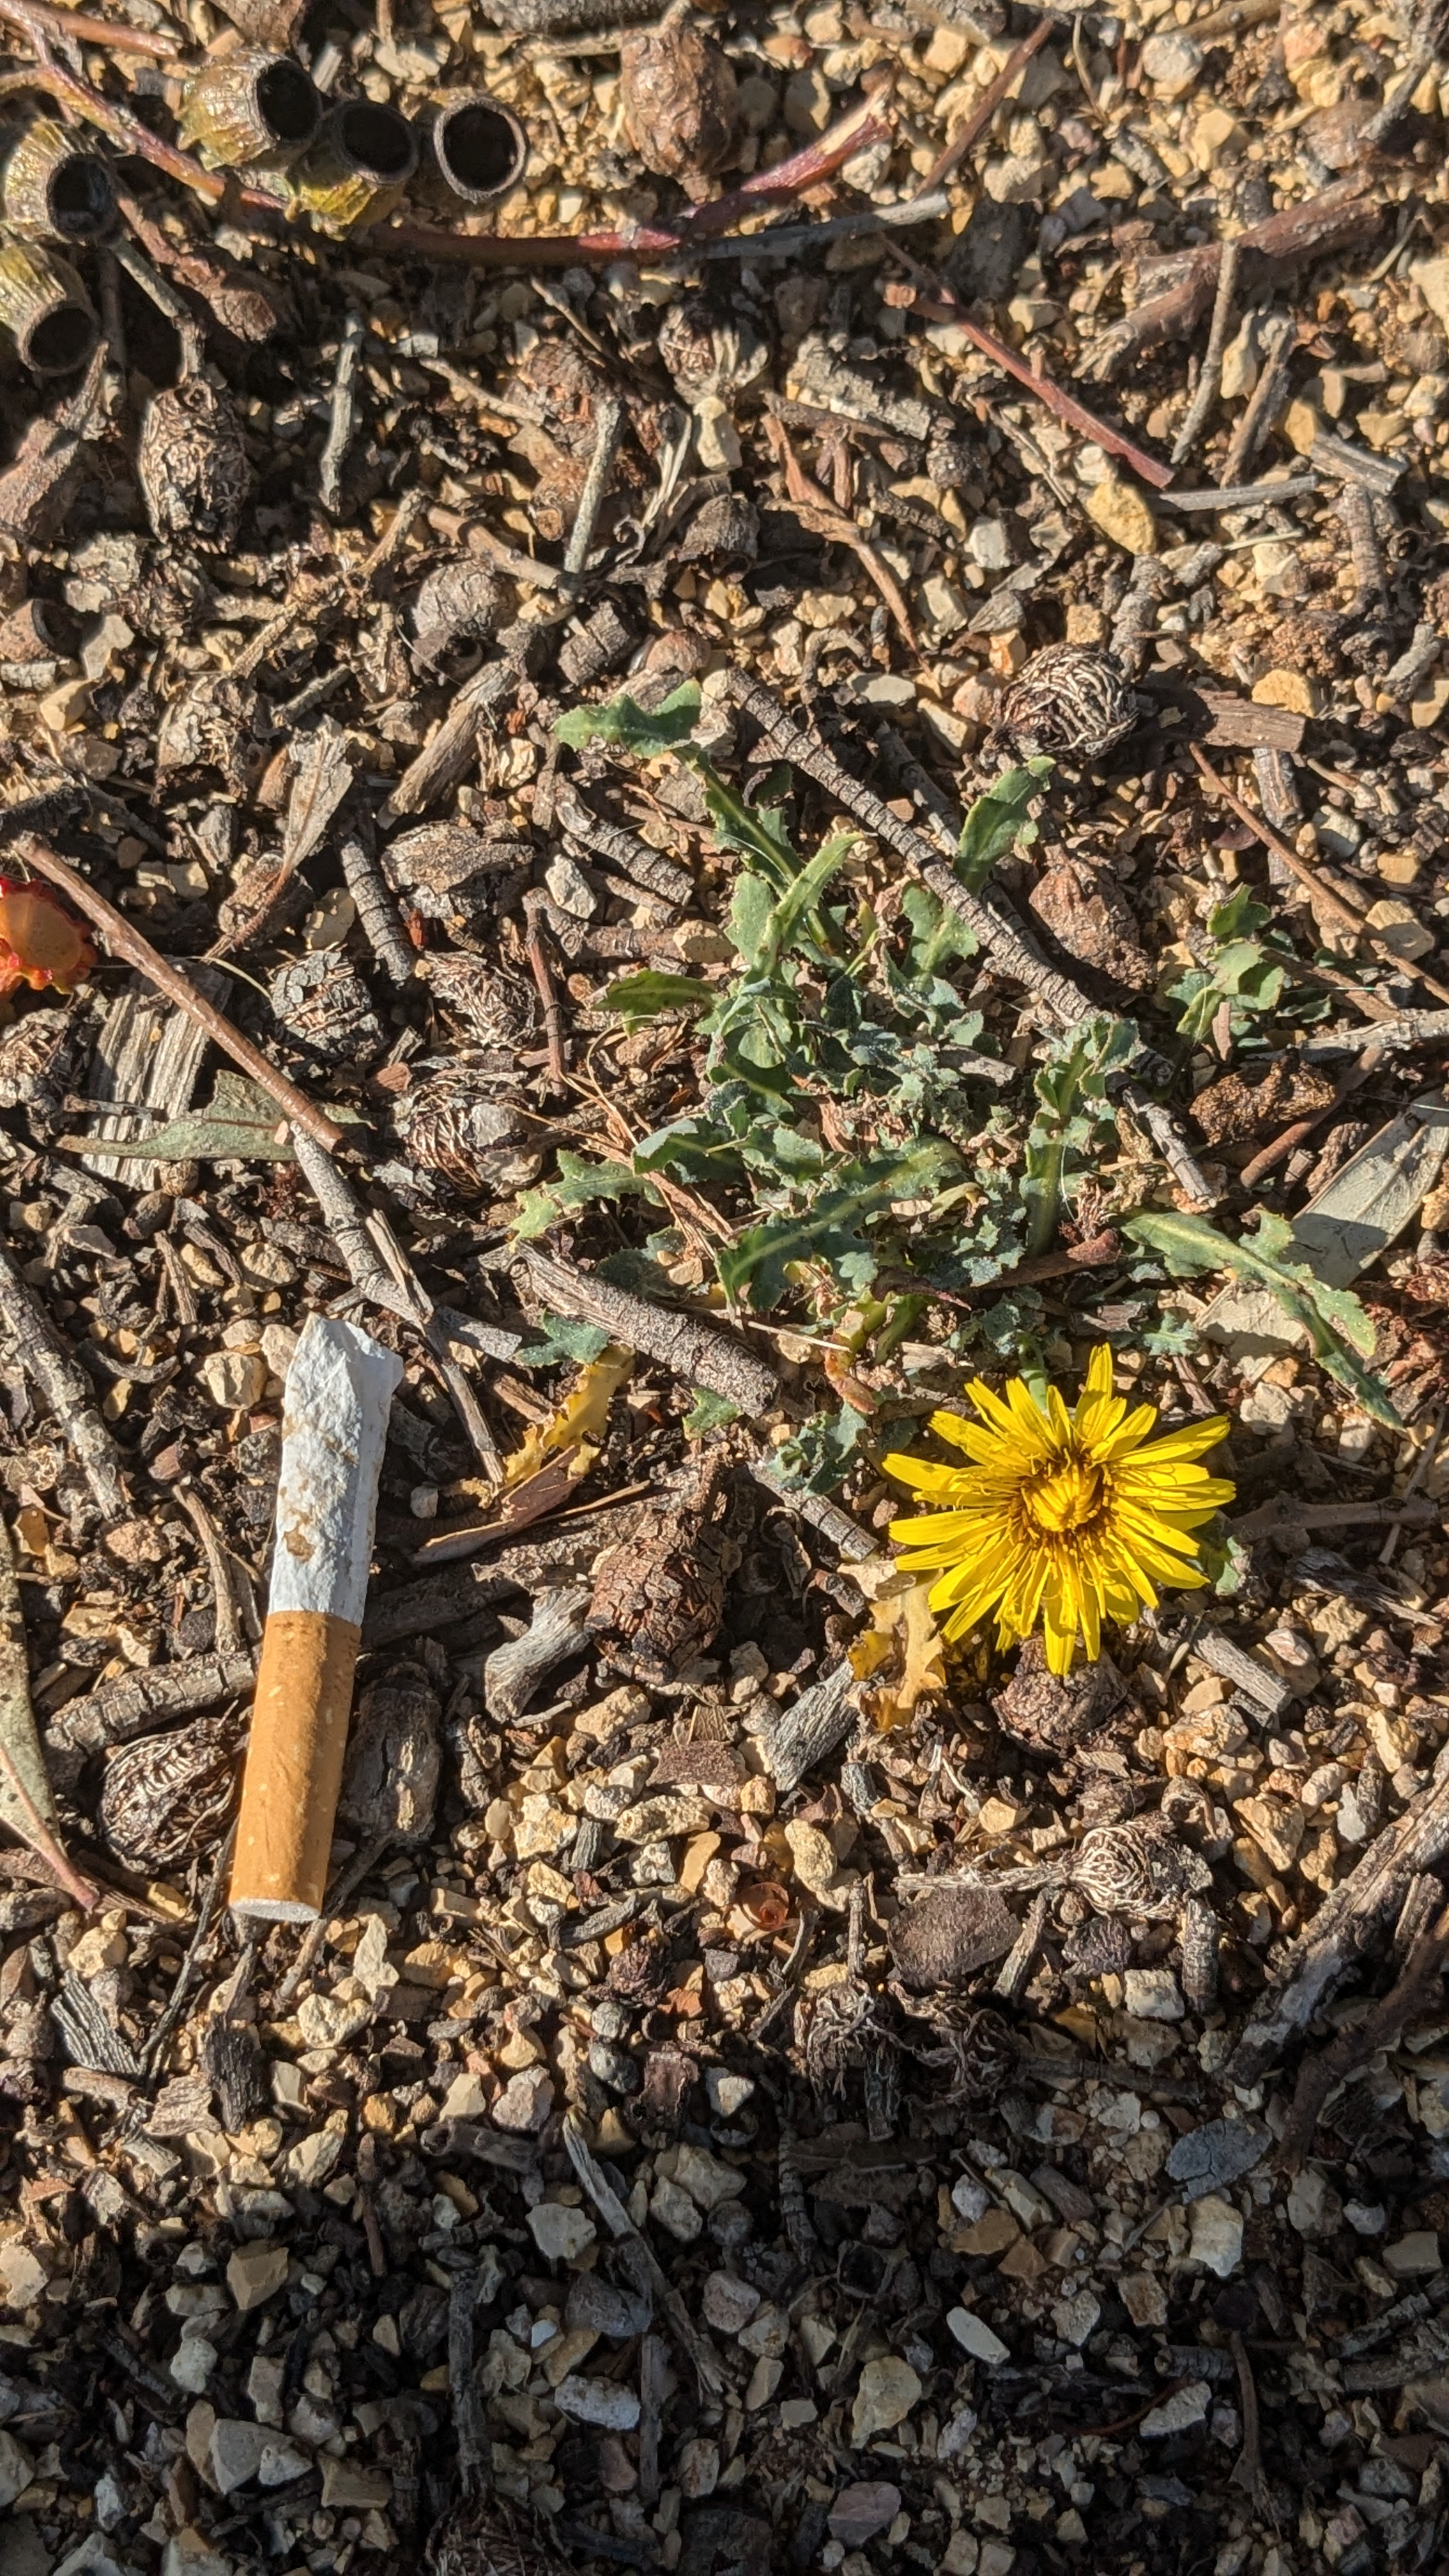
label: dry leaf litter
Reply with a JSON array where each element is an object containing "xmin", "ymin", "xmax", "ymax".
[{"xmin": 0, "ymin": 1, "xmax": 1448, "ymax": 2575}]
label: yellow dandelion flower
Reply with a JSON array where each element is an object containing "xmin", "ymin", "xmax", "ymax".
[{"xmin": 884, "ymin": 1346, "xmax": 1235, "ymax": 1678}]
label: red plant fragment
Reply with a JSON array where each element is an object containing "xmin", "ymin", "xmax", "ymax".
[{"xmin": 0, "ymin": 877, "xmax": 96, "ymax": 997}]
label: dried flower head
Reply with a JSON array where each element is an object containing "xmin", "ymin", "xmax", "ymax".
[
  {"xmin": 392, "ymin": 1064, "xmax": 527, "ymax": 1193},
  {"xmin": 137, "ymin": 374, "xmax": 250, "ymax": 549},
  {"xmin": 0, "ymin": 877, "xmax": 95, "ymax": 996},
  {"xmin": 1069, "ymin": 1820, "xmax": 1208, "ymax": 1919},
  {"xmin": 100, "ymin": 1712, "xmax": 240, "ymax": 1872},
  {"xmin": 885, "ymin": 1347, "xmax": 1234, "ymax": 1675},
  {"xmin": 998, "ymin": 642, "xmax": 1137, "ymax": 763}
]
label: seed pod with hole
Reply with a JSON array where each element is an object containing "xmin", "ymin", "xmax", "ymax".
[
  {"xmin": 0, "ymin": 233, "xmax": 96, "ymax": 374},
  {"xmin": 137, "ymin": 374, "xmax": 250, "ymax": 549},
  {"xmin": 0, "ymin": 119, "xmax": 115, "ymax": 242},
  {"xmin": 428, "ymin": 91, "xmax": 527, "ymax": 205},
  {"xmin": 290, "ymin": 97, "xmax": 420, "ymax": 233},
  {"xmin": 178, "ymin": 47, "xmax": 321, "ymax": 169},
  {"xmin": 997, "ymin": 641, "xmax": 1137, "ymax": 763},
  {"xmin": 619, "ymin": 3, "xmax": 739, "ymax": 199}
]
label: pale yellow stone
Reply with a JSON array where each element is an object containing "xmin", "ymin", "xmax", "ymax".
[
  {"xmin": 1357, "ymin": 408, "xmax": 1406, "ymax": 452},
  {"xmin": 1368, "ymin": 898, "xmax": 1436, "ymax": 962},
  {"xmin": 798, "ymin": 590, "xmax": 857, "ymax": 629},
  {"xmin": 1251, "ymin": 668, "xmax": 1321, "ymax": 717},
  {"xmin": 1085, "ymin": 475, "xmax": 1157, "ymax": 554},
  {"xmin": 1092, "ymin": 159, "xmax": 1135, "ymax": 199},
  {"xmin": 1411, "ymin": 673, "xmax": 1449, "ymax": 730},
  {"xmin": 1066, "ymin": 602, "xmax": 1108, "ymax": 644},
  {"xmin": 1282, "ymin": 397, "xmax": 1322, "ymax": 456},
  {"xmin": 1233, "ymin": 1791, "xmax": 1304, "ymax": 1875},
  {"xmin": 1377, "ymin": 849, "xmax": 1423, "ymax": 887},
  {"xmin": 1190, "ymin": 106, "xmax": 1245, "ymax": 167},
  {"xmin": 784, "ymin": 1818, "xmax": 852, "ymax": 1908}
]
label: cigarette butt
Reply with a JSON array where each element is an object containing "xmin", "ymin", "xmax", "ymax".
[
  {"xmin": 229, "ymin": 1315, "xmax": 402, "ymax": 1924},
  {"xmin": 229, "ymin": 1612, "xmax": 360, "ymax": 1921}
]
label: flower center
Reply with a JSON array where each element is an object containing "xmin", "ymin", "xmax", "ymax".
[{"xmin": 1021, "ymin": 1455, "xmax": 1102, "ymax": 1536}]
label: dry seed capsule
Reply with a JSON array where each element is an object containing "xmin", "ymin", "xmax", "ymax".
[
  {"xmin": 291, "ymin": 97, "xmax": 419, "ymax": 233},
  {"xmin": 997, "ymin": 641, "xmax": 1136, "ymax": 763},
  {"xmin": 0, "ymin": 234, "xmax": 96, "ymax": 373},
  {"xmin": 137, "ymin": 374, "xmax": 250, "ymax": 548},
  {"xmin": 428, "ymin": 91, "xmax": 527, "ymax": 205},
  {"xmin": 620, "ymin": 1, "xmax": 739, "ymax": 199},
  {"xmin": 100, "ymin": 1712, "xmax": 240, "ymax": 1873},
  {"xmin": 0, "ymin": 119, "xmax": 115, "ymax": 243},
  {"xmin": 178, "ymin": 47, "xmax": 321, "ymax": 169}
]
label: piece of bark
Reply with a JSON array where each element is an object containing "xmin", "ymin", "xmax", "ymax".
[
  {"xmin": 760, "ymin": 1660, "xmax": 857, "ymax": 1795},
  {"xmin": 556, "ymin": 787, "xmax": 694, "ymax": 908},
  {"xmin": 1080, "ymin": 183, "xmax": 1378, "ymax": 383},
  {"xmin": 80, "ymin": 967, "xmax": 229, "ymax": 1193},
  {"xmin": 1229, "ymin": 1754, "xmax": 1449, "ymax": 2085},
  {"xmin": 1279, "ymin": 1898, "xmax": 1449, "ymax": 2174},
  {"xmin": 47, "ymin": 1650, "xmax": 258, "ymax": 1755},
  {"xmin": 0, "ymin": 1243, "xmax": 126, "ymax": 1519},
  {"xmin": 51, "ymin": 1971, "xmax": 143, "ymax": 2078},
  {"xmin": 379, "ymin": 661, "xmax": 516, "ymax": 825},
  {"xmin": 1138, "ymin": 677, "xmax": 1307, "ymax": 753},
  {"xmin": 515, "ymin": 1246, "xmax": 778, "ymax": 1415},
  {"xmin": 200, "ymin": 2016, "xmax": 266, "ymax": 2131}
]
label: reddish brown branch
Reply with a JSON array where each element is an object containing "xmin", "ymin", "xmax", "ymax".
[
  {"xmin": 885, "ymin": 240, "xmax": 1176, "ymax": 490},
  {"xmin": 1078, "ymin": 180, "xmax": 1379, "ymax": 384},
  {"xmin": 16, "ymin": 839, "xmax": 346, "ymax": 1155}
]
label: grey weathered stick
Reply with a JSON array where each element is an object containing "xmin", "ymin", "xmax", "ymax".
[
  {"xmin": 1228, "ymin": 1751, "xmax": 1449, "ymax": 2085},
  {"xmin": 364, "ymin": 1496, "xmax": 648, "ymax": 1648},
  {"xmin": 1303, "ymin": 1009, "xmax": 1449, "ymax": 1055},
  {"xmin": 293, "ymin": 1132, "xmax": 502, "ymax": 1484},
  {"xmin": 341, "ymin": 836, "xmax": 415, "ymax": 986},
  {"xmin": 993, "ymin": 1887, "xmax": 1050, "ymax": 2005},
  {"xmin": 564, "ymin": 390, "xmax": 625, "ymax": 575},
  {"xmin": 0, "ymin": 1240, "xmax": 126, "ymax": 1517},
  {"xmin": 516, "ymin": 1244, "xmax": 778, "ymax": 1414},
  {"xmin": 555, "ymin": 785, "xmax": 694, "ymax": 908},
  {"xmin": 1186, "ymin": 1627, "xmax": 1291, "ymax": 1719},
  {"xmin": 47, "ymin": 1648, "xmax": 257, "ymax": 1755},
  {"xmin": 0, "ymin": 1517, "xmax": 96, "ymax": 1907},
  {"xmin": 748, "ymin": 1457, "xmax": 876, "ymax": 1561},
  {"xmin": 1170, "ymin": 235, "xmax": 1239, "ymax": 469},
  {"xmin": 1219, "ymin": 313, "xmax": 1298, "ymax": 488},
  {"xmin": 719, "ymin": 670, "xmax": 1092, "ymax": 1029},
  {"xmin": 562, "ymin": 2109, "xmax": 725, "ymax": 2400},
  {"xmin": 319, "ymin": 309, "xmax": 365, "ymax": 516}
]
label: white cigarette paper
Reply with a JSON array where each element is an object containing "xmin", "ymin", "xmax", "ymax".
[{"xmin": 229, "ymin": 1315, "xmax": 402, "ymax": 1923}]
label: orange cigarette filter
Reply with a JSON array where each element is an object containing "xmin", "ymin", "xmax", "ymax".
[{"xmin": 229, "ymin": 1316, "xmax": 402, "ymax": 1923}]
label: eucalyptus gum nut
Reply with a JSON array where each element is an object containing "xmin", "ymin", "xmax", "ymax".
[
  {"xmin": 0, "ymin": 234, "xmax": 96, "ymax": 374},
  {"xmin": 289, "ymin": 98, "xmax": 419, "ymax": 233},
  {"xmin": 0, "ymin": 120, "xmax": 116, "ymax": 243},
  {"xmin": 178, "ymin": 48, "xmax": 321, "ymax": 169}
]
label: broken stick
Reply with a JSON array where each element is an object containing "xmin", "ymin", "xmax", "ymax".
[{"xmin": 15, "ymin": 839, "xmax": 346, "ymax": 1154}]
